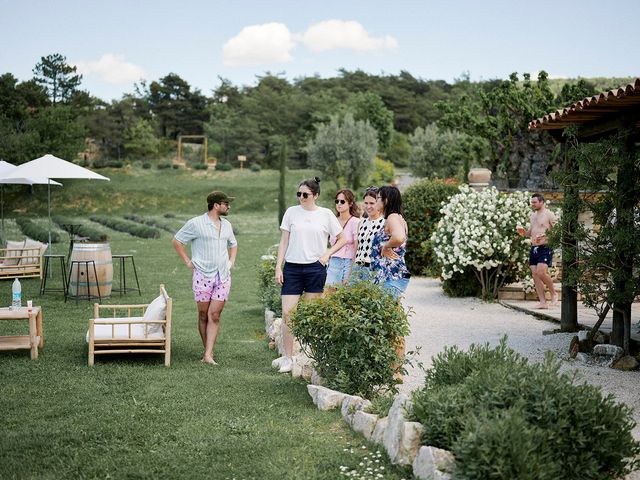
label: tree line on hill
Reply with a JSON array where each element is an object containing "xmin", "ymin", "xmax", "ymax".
[{"xmin": 0, "ymin": 53, "xmax": 633, "ymax": 187}]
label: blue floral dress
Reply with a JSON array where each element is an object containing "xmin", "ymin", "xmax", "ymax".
[{"xmin": 370, "ymin": 228, "xmax": 410, "ymax": 284}]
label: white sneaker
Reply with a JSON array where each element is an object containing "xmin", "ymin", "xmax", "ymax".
[
  {"xmin": 272, "ymin": 356, "xmax": 287, "ymax": 369},
  {"xmin": 278, "ymin": 356, "xmax": 293, "ymax": 373}
]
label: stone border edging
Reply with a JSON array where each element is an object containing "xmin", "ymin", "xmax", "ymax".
[{"xmin": 264, "ymin": 309, "xmax": 454, "ymax": 479}]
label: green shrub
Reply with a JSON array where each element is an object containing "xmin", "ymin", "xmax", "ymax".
[
  {"xmin": 142, "ymin": 162, "xmax": 151, "ymax": 169},
  {"xmin": 403, "ymin": 179, "xmax": 458, "ymax": 276},
  {"xmin": 123, "ymin": 214, "xmax": 176, "ymax": 233},
  {"xmin": 52, "ymin": 215, "xmax": 108, "ymax": 242},
  {"xmin": 368, "ymin": 392, "xmax": 396, "ymax": 417},
  {"xmin": 192, "ymin": 163, "xmax": 208, "ymax": 170},
  {"xmin": 216, "ymin": 162, "xmax": 232, "ymax": 171},
  {"xmin": 93, "ymin": 159, "xmax": 123, "ymax": 169},
  {"xmin": 156, "ymin": 161, "xmax": 172, "ymax": 170},
  {"xmin": 15, "ymin": 218, "xmax": 61, "ymax": 243},
  {"xmin": 257, "ymin": 249, "xmax": 281, "ymax": 317},
  {"xmin": 290, "ymin": 281, "xmax": 410, "ymax": 398},
  {"xmin": 368, "ymin": 156, "xmax": 395, "ymax": 185},
  {"xmin": 410, "ymin": 340, "xmax": 640, "ymax": 480},
  {"xmin": 441, "ymin": 269, "xmax": 482, "ymax": 298},
  {"xmin": 172, "ymin": 164, "xmax": 180, "ymax": 170},
  {"xmin": 163, "ymin": 213, "xmax": 176, "ymax": 219},
  {"xmin": 89, "ymin": 215, "xmax": 161, "ymax": 239},
  {"xmin": 250, "ymin": 163, "xmax": 261, "ymax": 172}
]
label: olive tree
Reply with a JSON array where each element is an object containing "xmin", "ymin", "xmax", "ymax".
[{"xmin": 307, "ymin": 113, "xmax": 377, "ymax": 191}]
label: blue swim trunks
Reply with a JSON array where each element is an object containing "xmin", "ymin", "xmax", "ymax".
[{"xmin": 529, "ymin": 246, "xmax": 553, "ymax": 267}]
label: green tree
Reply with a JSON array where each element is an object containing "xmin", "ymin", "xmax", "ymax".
[
  {"xmin": 384, "ymin": 131, "xmax": 411, "ymax": 167},
  {"xmin": 409, "ymin": 124, "xmax": 487, "ymax": 180},
  {"xmin": 124, "ymin": 119, "xmax": 160, "ymax": 159},
  {"xmin": 32, "ymin": 53, "xmax": 82, "ymax": 105},
  {"xmin": 347, "ymin": 92, "xmax": 394, "ymax": 150},
  {"xmin": 437, "ymin": 72, "xmax": 557, "ymax": 187},
  {"xmin": 307, "ymin": 113, "xmax": 378, "ymax": 191}
]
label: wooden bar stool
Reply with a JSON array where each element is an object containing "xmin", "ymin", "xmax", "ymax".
[
  {"xmin": 40, "ymin": 254, "xmax": 68, "ymax": 296},
  {"xmin": 112, "ymin": 254, "xmax": 141, "ymax": 295}
]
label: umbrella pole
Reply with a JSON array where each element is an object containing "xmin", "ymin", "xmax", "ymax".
[
  {"xmin": 48, "ymin": 180, "xmax": 52, "ymax": 255},
  {"xmin": 1, "ymin": 185, "xmax": 4, "ymax": 234}
]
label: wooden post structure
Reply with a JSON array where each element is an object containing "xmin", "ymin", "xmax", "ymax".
[
  {"xmin": 237, "ymin": 155, "xmax": 246, "ymax": 171},
  {"xmin": 177, "ymin": 135, "xmax": 207, "ymax": 165},
  {"xmin": 560, "ymin": 141, "xmax": 578, "ymax": 332}
]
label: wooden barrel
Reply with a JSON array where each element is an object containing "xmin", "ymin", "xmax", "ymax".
[{"xmin": 69, "ymin": 243, "xmax": 113, "ymax": 298}]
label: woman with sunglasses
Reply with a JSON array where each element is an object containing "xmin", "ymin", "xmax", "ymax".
[
  {"xmin": 325, "ymin": 189, "xmax": 361, "ymax": 290},
  {"xmin": 370, "ymin": 186, "xmax": 410, "ymax": 299},
  {"xmin": 273, "ymin": 176, "xmax": 345, "ymax": 373},
  {"xmin": 350, "ymin": 187, "xmax": 386, "ymax": 282}
]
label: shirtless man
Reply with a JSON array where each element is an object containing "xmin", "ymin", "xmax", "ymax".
[{"xmin": 517, "ymin": 193, "xmax": 558, "ymax": 309}]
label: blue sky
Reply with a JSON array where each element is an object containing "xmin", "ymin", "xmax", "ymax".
[{"xmin": 1, "ymin": 0, "xmax": 638, "ymax": 102}]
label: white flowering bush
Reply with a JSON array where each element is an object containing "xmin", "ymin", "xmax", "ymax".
[{"xmin": 431, "ymin": 185, "xmax": 531, "ymax": 299}]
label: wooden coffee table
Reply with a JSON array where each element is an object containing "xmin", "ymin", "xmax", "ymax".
[{"xmin": 0, "ymin": 306, "xmax": 43, "ymax": 359}]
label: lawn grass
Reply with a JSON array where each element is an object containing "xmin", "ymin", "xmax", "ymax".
[{"xmin": 0, "ymin": 168, "xmax": 408, "ymax": 479}]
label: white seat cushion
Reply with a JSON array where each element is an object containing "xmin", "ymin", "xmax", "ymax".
[
  {"xmin": 4, "ymin": 240, "xmax": 26, "ymax": 266},
  {"xmin": 86, "ymin": 317, "xmax": 165, "ymax": 342},
  {"xmin": 20, "ymin": 238, "xmax": 47, "ymax": 266},
  {"xmin": 143, "ymin": 295, "xmax": 167, "ymax": 335}
]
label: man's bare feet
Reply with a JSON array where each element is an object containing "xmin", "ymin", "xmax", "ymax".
[
  {"xmin": 534, "ymin": 303, "xmax": 549, "ymax": 309},
  {"xmin": 201, "ymin": 356, "xmax": 218, "ymax": 365},
  {"xmin": 550, "ymin": 293, "xmax": 559, "ymax": 307}
]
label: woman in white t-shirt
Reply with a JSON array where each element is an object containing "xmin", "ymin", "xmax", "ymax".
[{"xmin": 273, "ymin": 177, "xmax": 344, "ymax": 373}]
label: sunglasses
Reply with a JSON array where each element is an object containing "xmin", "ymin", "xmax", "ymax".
[
  {"xmin": 365, "ymin": 186, "xmax": 379, "ymax": 193},
  {"xmin": 296, "ymin": 191, "xmax": 311, "ymax": 199},
  {"xmin": 335, "ymin": 199, "xmax": 347, "ymax": 205}
]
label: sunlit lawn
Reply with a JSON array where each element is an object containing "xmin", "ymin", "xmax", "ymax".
[{"xmin": 0, "ymin": 168, "xmax": 408, "ymax": 479}]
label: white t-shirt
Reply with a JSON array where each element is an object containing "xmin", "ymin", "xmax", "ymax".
[{"xmin": 280, "ymin": 205, "xmax": 342, "ymax": 264}]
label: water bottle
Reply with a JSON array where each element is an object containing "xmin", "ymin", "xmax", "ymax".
[{"xmin": 11, "ymin": 278, "xmax": 21, "ymax": 310}]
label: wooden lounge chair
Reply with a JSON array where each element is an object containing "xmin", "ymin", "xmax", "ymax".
[{"xmin": 87, "ymin": 284, "xmax": 172, "ymax": 366}]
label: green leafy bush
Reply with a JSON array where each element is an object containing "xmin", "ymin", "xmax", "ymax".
[
  {"xmin": 192, "ymin": 163, "xmax": 208, "ymax": 170},
  {"xmin": 216, "ymin": 162, "xmax": 232, "ymax": 171},
  {"xmin": 257, "ymin": 249, "xmax": 281, "ymax": 317},
  {"xmin": 250, "ymin": 163, "xmax": 261, "ymax": 172},
  {"xmin": 441, "ymin": 269, "xmax": 481, "ymax": 298},
  {"xmin": 123, "ymin": 214, "xmax": 176, "ymax": 233},
  {"xmin": 52, "ymin": 215, "xmax": 108, "ymax": 242},
  {"xmin": 142, "ymin": 162, "xmax": 152, "ymax": 169},
  {"xmin": 93, "ymin": 159, "xmax": 123, "ymax": 169},
  {"xmin": 290, "ymin": 281, "xmax": 410, "ymax": 398},
  {"xmin": 403, "ymin": 178, "xmax": 458, "ymax": 276},
  {"xmin": 89, "ymin": 215, "xmax": 161, "ymax": 239},
  {"xmin": 15, "ymin": 218, "xmax": 61, "ymax": 243},
  {"xmin": 368, "ymin": 156, "xmax": 395, "ymax": 185},
  {"xmin": 410, "ymin": 340, "xmax": 640, "ymax": 479}
]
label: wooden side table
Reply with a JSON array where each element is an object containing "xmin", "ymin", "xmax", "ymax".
[{"xmin": 0, "ymin": 306, "xmax": 43, "ymax": 359}]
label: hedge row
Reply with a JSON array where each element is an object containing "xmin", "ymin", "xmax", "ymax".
[
  {"xmin": 89, "ymin": 215, "xmax": 161, "ymax": 239},
  {"xmin": 52, "ymin": 215, "xmax": 109, "ymax": 242},
  {"xmin": 410, "ymin": 340, "xmax": 640, "ymax": 479},
  {"xmin": 123, "ymin": 214, "xmax": 176, "ymax": 233},
  {"xmin": 15, "ymin": 218, "xmax": 61, "ymax": 244}
]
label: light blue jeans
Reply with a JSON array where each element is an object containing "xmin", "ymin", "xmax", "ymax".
[
  {"xmin": 325, "ymin": 257, "xmax": 353, "ymax": 287},
  {"xmin": 381, "ymin": 277, "xmax": 410, "ymax": 300},
  {"xmin": 349, "ymin": 264, "xmax": 374, "ymax": 283}
]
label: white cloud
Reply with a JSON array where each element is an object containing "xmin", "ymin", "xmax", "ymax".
[
  {"xmin": 299, "ymin": 20, "xmax": 398, "ymax": 53},
  {"xmin": 223, "ymin": 22, "xmax": 295, "ymax": 66},
  {"xmin": 76, "ymin": 54, "xmax": 145, "ymax": 84}
]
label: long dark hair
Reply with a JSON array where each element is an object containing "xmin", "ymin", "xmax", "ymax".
[
  {"xmin": 335, "ymin": 189, "xmax": 360, "ymax": 217},
  {"xmin": 299, "ymin": 176, "xmax": 321, "ymax": 196},
  {"xmin": 378, "ymin": 186, "xmax": 403, "ymax": 218}
]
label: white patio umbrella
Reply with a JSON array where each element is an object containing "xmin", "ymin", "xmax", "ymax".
[
  {"xmin": 0, "ymin": 160, "xmax": 63, "ymax": 232},
  {"xmin": 2, "ymin": 154, "xmax": 109, "ymax": 250}
]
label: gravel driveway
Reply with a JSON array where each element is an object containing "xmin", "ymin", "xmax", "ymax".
[{"xmin": 401, "ymin": 277, "xmax": 640, "ymax": 444}]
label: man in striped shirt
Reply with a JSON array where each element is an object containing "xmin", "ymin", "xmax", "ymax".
[{"xmin": 173, "ymin": 191, "xmax": 238, "ymax": 365}]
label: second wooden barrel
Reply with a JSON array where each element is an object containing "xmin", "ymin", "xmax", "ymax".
[{"xmin": 69, "ymin": 243, "xmax": 113, "ymax": 298}]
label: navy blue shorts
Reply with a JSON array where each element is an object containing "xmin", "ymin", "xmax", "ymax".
[
  {"xmin": 281, "ymin": 261, "xmax": 327, "ymax": 295},
  {"xmin": 529, "ymin": 246, "xmax": 553, "ymax": 267}
]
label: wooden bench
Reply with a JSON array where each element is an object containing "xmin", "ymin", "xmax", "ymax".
[
  {"xmin": 0, "ymin": 246, "xmax": 44, "ymax": 280},
  {"xmin": 88, "ymin": 284, "xmax": 172, "ymax": 366}
]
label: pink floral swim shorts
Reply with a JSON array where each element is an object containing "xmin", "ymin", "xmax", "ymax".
[{"xmin": 192, "ymin": 269, "xmax": 231, "ymax": 303}]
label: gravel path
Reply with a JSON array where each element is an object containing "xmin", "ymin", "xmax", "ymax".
[{"xmin": 401, "ymin": 277, "xmax": 640, "ymax": 444}]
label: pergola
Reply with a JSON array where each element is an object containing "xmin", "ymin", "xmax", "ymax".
[{"xmin": 528, "ymin": 78, "xmax": 640, "ymax": 346}]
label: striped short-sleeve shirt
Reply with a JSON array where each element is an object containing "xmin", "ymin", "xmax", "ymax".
[{"xmin": 174, "ymin": 213, "xmax": 237, "ymax": 280}]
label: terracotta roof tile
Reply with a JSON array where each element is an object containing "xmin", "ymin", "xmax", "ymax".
[{"xmin": 529, "ymin": 78, "xmax": 640, "ymax": 130}]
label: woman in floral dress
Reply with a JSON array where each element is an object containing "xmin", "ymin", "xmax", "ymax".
[{"xmin": 370, "ymin": 186, "xmax": 410, "ymax": 300}]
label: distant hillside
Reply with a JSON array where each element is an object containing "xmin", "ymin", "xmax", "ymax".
[{"xmin": 545, "ymin": 76, "xmax": 637, "ymax": 97}]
